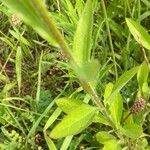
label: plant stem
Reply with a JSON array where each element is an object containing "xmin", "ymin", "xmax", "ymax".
[
  {"xmin": 140, "ymin": 45, "xmax": 150, "ymax": 72},
  {"xmin": 32, "ymin": 0, "xmax": 74, "ymax": 62},
  {"xmin": 32, "ymin": 0, "xmax": 122, "ymax": 140},
  {"xmin": 81, "ymin": 81, "xmax": 123, "ymax": 140},
  {"xmin": 101, "ymin": 0, "xmax": 118, "ymax": 80}
]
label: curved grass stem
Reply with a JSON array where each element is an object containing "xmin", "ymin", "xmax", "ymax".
[{"xmin": 101, "ymin": 0, "xmax": 118, "ymax": 80}]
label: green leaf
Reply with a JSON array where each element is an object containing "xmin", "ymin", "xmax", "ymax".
[
  {"xmin": 73, "ymin": 59, "xmax": 100, "ymax": 82},
  {"xmin": 109, "ymin": 93, "xmax": 123, "ymax": 127},
  {"xmin": 103, "ymin": 82, "xmax": 113, "ymax": 106},
  {"xmin": 93, "ymin": 113, "xmax": 109, "ymax": 126},
  {"xmin": 120, "ymin": 123, "xmax": 143, "ymax": 139},
  {"xmin": 96, "ymin": 131, "xmax": 121, "ymax": 150},
  {"xmin": 44, "ymin": 134, "xmax": 57, "ymax": 150},
  {"xmin": 16, "ymin": 47, "xmax": 22, "ymax": 95},
  {"xmin": 72, "ymin": 0, "xmax": 93, "ymax": 65},
  {"xmin": 137, "ymin": 61, "xmax": 149, "ymax": 91},
  {"xmin": 126, "ymin": 18, "xmax": 150, "ymax": 50},
  {"xmin": 103, "ymin": 140, "xmax": 122, "ymax": 150},
  {"xmin": 56, "ymin": 97, "xmax": 84, "ymax": 114},
  {"xmin": 96, "ymin": 131, "xmax": 116, "ymax": 144},
  {"xmin": 108, "ymin": 66, "xmax": 139, "ymax": 103},
  {"xmin": 9, "ymin": 29, "xmax": 31, "ymax": 46},
  {"xmin": 2, "ymin": 0, "xmax": 57, "ymax": 46},
  {"xmin": 50, "ymin": 104, "xmax": 97, "ymax": 139}
]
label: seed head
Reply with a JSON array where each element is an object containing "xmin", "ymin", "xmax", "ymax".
[{"xmin": 130, "ymin": 98, "xmax": 146, "ymax": 114}]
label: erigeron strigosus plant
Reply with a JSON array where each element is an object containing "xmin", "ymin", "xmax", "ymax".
[{"xmin": 1, "ymin": 0, "xmax": 150, "ymax": 149}]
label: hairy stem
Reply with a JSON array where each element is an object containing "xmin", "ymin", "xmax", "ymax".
[{"xmin": 32, "ymin": 0, "xmax": 122, "ymax": 139}]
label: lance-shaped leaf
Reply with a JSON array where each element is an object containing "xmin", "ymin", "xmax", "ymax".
[
  {"xmin": 16, "ymin": 47, "xmax": 22, "ymax": 94},
  {"xmin": 1, "ymin": 0, "xmax": 57, "ymax": 46},
  {"xmin": 72, "ymin": 0, "xmax": 93, "ymax": 65},
  {"xmin": 50, "ymin": 104, "xmax": 97, "ymax": 139},
  {"xmin": 126, "ymin": 18, "xmax": 150, "ymax": 50},
  {"xmin": 108, "ymin": 66, "xmax": 139, "ymax": 103}
]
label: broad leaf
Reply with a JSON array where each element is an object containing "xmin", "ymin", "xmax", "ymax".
[
  {"xmin": 120, "ymin": 123, "xmax": 143, "ymax": 139},
  {"xmin": 96, "ymin": 131, "xmax": 121, "ymax": 150},
  {"xmin": 126, "ymin": 18, "xmax": 150, "ymax": 50},
  {"xmin": 55, "ymin": 97, "xmax": 84, "ymax": 114},
  {"xmin": 73, "ymin": 0, "xmax": 93, "ymax": 65},
  {"xmin": 50, "ymin": 104, "xmax": 97, "ymax": 139},
  {"xmin": 103, "ymin": 140, "xmax": 122, "ymax": 150},
  {"xmin": 96, "ymin": 131, "xmax": 116, "ymax": 144}
]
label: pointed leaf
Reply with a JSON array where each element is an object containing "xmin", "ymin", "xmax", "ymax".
[
  {"xmin": 16, "ymin": 47, "xmax": 22, "ymax": 94},
  {"xmin": 50, "ymin": 104, "xmax": 97, "ymax": 139},
  {"xmin": 126, "ymin": 18, "xmax": 150, "ymax": 50},
  {"xmin": 73, "ymin": 0, "xmax": 93, "ymax": 65},
  {"xmin": 108, "ymin": 66, "xmax": 139, "ymax": 103},
  {"xmin": 137, "ymin": 61, "xmax": 148, "ymax": 90}
]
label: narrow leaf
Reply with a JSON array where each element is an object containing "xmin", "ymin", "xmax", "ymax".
[
  {"xmin": 73, "ymin": 0, "xmax": 93, "ymax": 65},
  {"xmin": 137, "ymin": 61, "xmax": 149, "ymax": 90},
  {"xmin": 108, "ymin": 66, "xmax": 139, "ymax": 103},
  {"xmin": 16, "ymin": 47, "xmax": 22, "ymax": 94}
]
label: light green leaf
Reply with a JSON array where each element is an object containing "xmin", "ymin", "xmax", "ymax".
[
  {"xmin": 120, "ymin": 123, "xmax": 143, "ymax": 139},
  {"xmin": 56, "ymin": 97, "xmax": 84, "ymax": 114},
  {"xmin": 103, "ymin": 140, "xmax": 122, "ymax": 150},
  {"xmin": 108, "ymin": 66, "xmax": 139, "ymax": 103},
  {"xmin": 126, "ymin": 18, "xmax": 150, "ymax": 50},
  {"xmin": 96, "ymin": 131, "xmax": 121, "ymax": 150},
  {"xmin": 2, "ymin": 82, "xmax": 16, "ymax": 96},
  {"xmin": 137, "ymin": 61, "xmax": 148, "ymax": 91},
  {"xmin": 16, "ymin": 47, "xmax": 22, "ymax": 94},
  {"xmin": 93, "ymin": 113, "xmax": 109, "ymax": 126},
  {"xmin": 109, "ymin": 93, "xmax": 123, "ymax": 127},
  {"xmin": 73, "ymin": 0, "xmax": 93, "ymax": 65},
  {"xmin": 50, "ymin": 104, "xmax": 97, "ymax": 139},
  {"xmin": 96, "ymin": 131, "xmax": 116, "ymax": 144},
  {"xmin": 103, "ymin": 82, "xmax": 113, "ymax": 106},
  {"xmin": 73, "ymin": 59, "xmax": 100, "ymax": 82},
  {"xmin": 44, "ymin": 134, "xmax": 57, "ymax": 150},
  {"xmin": 9, "ymin": 29, "xmax": 31, "ymax": 46},
  {"xmin": 2, "ymin": 0, "xmax": 57, "ymax": 46}
]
